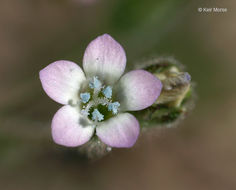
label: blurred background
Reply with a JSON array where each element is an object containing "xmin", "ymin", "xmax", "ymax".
[{"xmin": 0, "ymin": 0, "xmax": 235, "ymax": 189}]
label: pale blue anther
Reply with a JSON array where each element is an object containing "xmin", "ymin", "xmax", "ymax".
[
  {"xmin": 102, "ymin": 86, "xmax": 112, "ymax": 99},
  {"xmin": 108, "ymin": 102, "xmax": 120, "ymax": 115},
  {"xmin": 92, "ymin": 109, "xmax": 104, "ymax": 121},
  {"xmin": 80, "ymin": 92, "xmax": 90, "ymax": 103},
  {"xmin": 89, "ymin": 76, "xmax": 102, "ymax": 89},
  {"xmin": 81, "ymin": 109, "xmax": 89, "ymax": 116}
]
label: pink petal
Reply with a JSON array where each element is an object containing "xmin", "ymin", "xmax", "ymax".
[
  {"xmin": 52, "ymin": 105, "xmax": 94, "ymax": 147},
  {"xmin": 117, "ymin": 70, "xmax": 162, "ymax": 111},
  {"xmin": 96, "ymin": 113, "xmax": 140, "ymax": 148},
  {"xmin": 39, "ymin": 60, "xmax": 86, "ymax": 105},
  {"xmin": 83, "ymin": 34, "xmax": 126, "ymax": 84}
]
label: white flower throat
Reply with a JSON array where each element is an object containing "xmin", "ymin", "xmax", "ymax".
[{"xmin": 79, "ymin": 76, "xmax": 120, "ymax": 122}]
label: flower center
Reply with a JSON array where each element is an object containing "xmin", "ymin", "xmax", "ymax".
[{"xmin": 79, "ymin": 76, "xmax": 120, "ymax": 122}]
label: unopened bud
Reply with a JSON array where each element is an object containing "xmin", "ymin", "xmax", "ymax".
[{"xmin": 133, "ymin": 57, "xmax": 195, "ymax": 129}]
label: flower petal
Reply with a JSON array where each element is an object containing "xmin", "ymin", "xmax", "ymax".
[
  {"xmin": 52, "ymin": 105, "xmax": 94, "ymax": 147},
  {"xmin": 117, "ymin": 70, "xmax": 162, "ymax": 111},
  {"xmin": 96, "ymin": 113, "xmax": 140, "ymax": 148},
  {"xmin": 83, "ymin": 34, "xmax": 126, "ymax": 84},
  {"xmin": 39, "ymin": 60, "xmax": 86, "ymax": 105}
]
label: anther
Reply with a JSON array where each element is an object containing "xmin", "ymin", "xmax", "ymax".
[
  {"xmin": 92, "ymin": 109, "xmax": 104, "ymax": 121},
  {"xmin": 80, "ymin": 92, "xmax": 90, "ymax": 103},
  {"xmin": 108, "ymin": 102, "xmax": 120, "ymax": 115},
  {"xmin": 89, "ymin": 76, "xmax": 102, "ymax": 89},
  {"xmin": 102, "ymin": 86, "xmax": 112, "ymax": 99}
]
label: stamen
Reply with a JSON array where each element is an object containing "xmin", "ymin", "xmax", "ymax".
[
  {"xmin": 80, "ymin": 75, "xmax": 120, "ymax": 122},
  {"xmin": 102, "ymin": 86, "xmax": 112, "ymax": 99},
  {"xmin": 80, "ymin": 92, "xmax": 90, "ymax": 103},
  {"xmin": 89, "ymin": 76, "xmax": 102, "ymax": 89},
  {"xmin": 97, "ymin": 97, "xmax": 110, "ymax": 106},
  {"xmin": 81, "ymin": 101, "xmax": 95, "ymax": 116},
  {"xmin": 92, "ymin": 109, "xmax": 104, "ymax": 121},
  {"xmin": 108, "ymin": 102, "xmax": 120, "ymax": 115},
  {"xmin": 81, "ymin": 109, "xmax": 89, "ymax": 116}
]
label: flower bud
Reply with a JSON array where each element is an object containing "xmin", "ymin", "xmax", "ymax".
[{"xmin": 133, "ymin": 57, "xmax": 195, "ymax": 129}]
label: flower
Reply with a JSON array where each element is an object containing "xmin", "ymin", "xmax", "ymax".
[{"xmin": 39, "ymin": 34, "xmax": 162, "ymax": 148}]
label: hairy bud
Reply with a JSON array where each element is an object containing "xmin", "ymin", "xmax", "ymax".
[{"xmin": 133, "ymin": 56, "xmax": 195, "ymax": 129}]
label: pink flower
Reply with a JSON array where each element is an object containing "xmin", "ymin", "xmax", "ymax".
[{"xmin": 39, "ymin": 34, "xmax": 162, "ymax": 148}]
